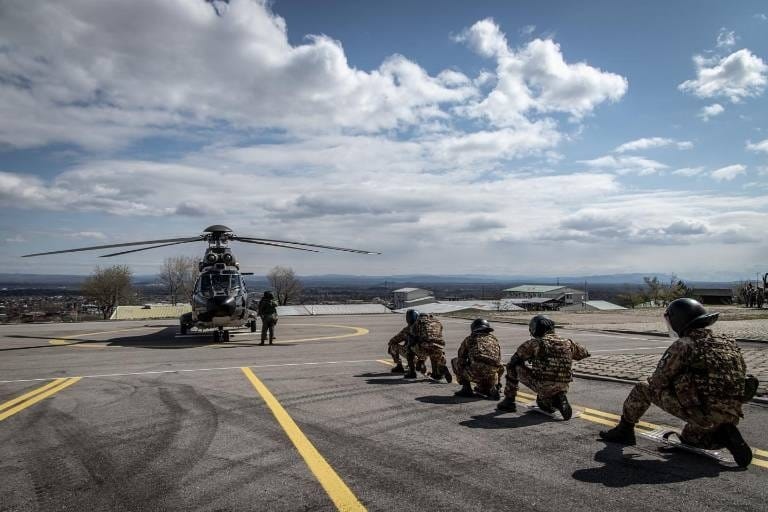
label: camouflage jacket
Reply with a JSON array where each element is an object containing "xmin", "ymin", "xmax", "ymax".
[
  {"xmin": 457, "ymin": 332, "xmax": 502, "ymax": 367},
  {"xmin": 389, "ymin": 326, "xmax": 410, "ymax": 346},
  {"xmin": 411, "ymin": 314, "xmax": 445, "ymax": 346},
  {"xmin": 649, "ymin": 328, "xmax": 745, "ymax": 417},
  {"xmin": 514, "ymin": 334, "xmax": 590, "ymax": 385},
  {"xmin": 257, "ymin": 298, "xmax": 279, "ymax": 317}
]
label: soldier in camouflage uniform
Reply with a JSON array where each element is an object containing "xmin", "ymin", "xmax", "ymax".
[
  {"xmin": 387, "ymin": 309, "xmax": 427, "ymax": 374},
  {"xmin": 600, "ymin": 298, "xmax": 754, "ymax": 467},
  {"xmin": 497, "ymin": 315, "xmax": 590, "ymax": 420},
  {"xmin": 451, "ymin": 319, "xmax": 504, "ymax": 399},
  {"xmin": 257, "ymin": 291, "xmax": 279, "ymax": 345},
  {"xmin": 404, "ymin": 311, "xmax": 452, "ymax": 382}
]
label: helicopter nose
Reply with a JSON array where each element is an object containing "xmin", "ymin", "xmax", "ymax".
[{"xmin": 209, "ymin": 296, "xmax": 236, "ymax": 316}]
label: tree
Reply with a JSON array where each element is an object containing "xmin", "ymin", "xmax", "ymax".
[
  {"xmin": 267, "ymin": 266, "xmax": 302, "ymax": 305},
  {"xmin": 643, "ymin": 276, "xmax": 663, "ymax": 305},
  {"xmin": 81, "ymin": 265, "xmax": 134, "ymax": 319},
  {"xmin": 159, "ymin": 256, "xmax": 199, "ymax": 305}
]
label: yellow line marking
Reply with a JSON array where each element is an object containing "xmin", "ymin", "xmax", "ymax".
[
  {"xmin": 49, "ymin": 326, "xmax": 152, "ymax": 346},
  {"xmin": 0, "ymin": 378, "xmax": 68, "ymax": 412},
  {"xmin": 241, "ymin": 368, "xmax": 366, "ymax": 512},
  {"xmin": 580, "ymin": 413, "xmax": 618, "ymax": 428},
  {"xmin": 0, "ymin": 378, "xmax": 80, "ymax": 422},
  {"xmin": 753, "ymin": 447, "xmax": 768, "ymax": 458},
  {"xmin": 377, "ymin": 360, "xmax": 394, "ymax": 366},
  {"xmin": 752, "ymin": 458, "xmax": 768, "ymax": 469}
]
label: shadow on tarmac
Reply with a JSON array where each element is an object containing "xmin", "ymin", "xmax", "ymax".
[
  {"xmin": 571, "ymin": 441, "xmax": 741, "ymax": 486},
  {"xmin": 355, "ymin": 372, "xmax": 396, "ymax": 378},
  {"xmin": 364, "ymin": 377, "xmax": 423, "ymax": 385},
  {"xmin": 459, "ymin": 410, "xmax": 552, "ymax": 429},
  {"xmin": 416, "ymin": 394, "xmax": 485, "ymax": 405}
]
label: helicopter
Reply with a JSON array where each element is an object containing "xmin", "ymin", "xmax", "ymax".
[{"xmin": 23, "ymin": 225, "xmax": 378, "ymax": 342}]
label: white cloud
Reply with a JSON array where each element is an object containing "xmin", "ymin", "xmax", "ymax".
[
  {"xmin": 673, "ymin": 167, "xmax": 705, "ymax": 177},
  {"xmin": 0, "ymin": 0, "xmax": 479, "ymax": 149},
  {"xmin": 679, "ymin": 49, "xmax": 768, "ymax": 103},
  {"xmin": 578, "ymin": 155, "xmax": 668, "ymax": 176},
  {"xmin": 711, "ymin": 164, "xmax": 746, "ymax": 181},
  {"xmin": 614, "ymin": 137, "xmax": 693, "ymax": 153},
  {"xmin": 716, "ymin": 28, "xmax": 737, "ymax": 49},
  {"xmin": 456, "ymin": 18, "xmax": 628, "ymax": 124},
  {"xmin": 698, "ymin": 103, "xmax": 725, "ymax": 121},
  {"xmin": 755, "ymin": 13, "xmax": 767, "ymax": 22},
  {"xmin": 746, "ymin": 139, "xmax": 768, "ymax": 154},
  {"xmin": 520, "ymin": 25, "xmax": 536, "ymax": 37}
]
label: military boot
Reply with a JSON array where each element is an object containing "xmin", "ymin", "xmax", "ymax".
[
  {"xmin": 486, "ymin": 387, "xmax": 501, "ymax": 401},
  {"xmin": 716, "ymin": 423, "xmax": 752, "ymax": 468},
  {"xmin": 442, "ymin": 365, "xmax": 452, "ymax": 383},
  {"xmin": 416, "ymin": 360, "xmax": 427, "ymax": 374},
  {"xmin": 599, "ymin": 419, "xmax": 637, "ymax": 445},
  {"xmin": 454, "ymin": 383, "xmax": 474, "ymax": 397},
  {"xmin": 553, "ymin": 392, "xmax": 573, "ymax": 421},
  {"xmin": 404, "ymin": 353, "xmax": 418, "ymax": 378},
  {"xmin": 536, "ymin": 397, "xmax": 556, "ymax": 413},
  {"xmin": 390, "ymin": 363, "xmax": 405, "ymax": 374},
  {"xmin": 496, "ymin": 396, "xmax": 517, "ymax": 412}
]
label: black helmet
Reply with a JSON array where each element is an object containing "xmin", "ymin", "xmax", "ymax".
[
  {"xmin": 529, "ymin": 315, "xmax": 555, "ymax": 337},
  {"xmin": 471, "ymin": 318, "xmax": 493, "ymax": 333},
  {"xmin": 664, "ymin": 298, "xmax": 719, "ymax": 337},
  {"xmin": 406, "ymin": 309, "xmax": 420, "ymax": 325}
]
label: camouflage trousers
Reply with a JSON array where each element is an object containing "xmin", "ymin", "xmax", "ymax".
[
  {"xmin": 621, "ymin": 382, "xmax": 741, "ymax": 449},
  {"xmin": 387, "ymin": 340, "xmax": 426, "ymax": 369},
  {"xmin": 410, "ymin": 342, "xmax": 447, "ymax": 375},
  {"xmin": 451, "ymin": 357, "xmax": 504, "ymax": 394},
  {"xmin": 260, "ymin": 314, "xmax": 277, "ymax": 342},
  {"xmin": 504, "ymin": 364, "xmax": 568, "ymax": 401}
]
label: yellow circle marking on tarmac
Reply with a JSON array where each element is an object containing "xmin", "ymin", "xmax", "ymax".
[
  {"xmin": 209, "ymin": 324, "xmax": 369, "ymax": 348},
  {"xmin": 48, "ymin": 324, "xmax": 369, "ymax": 349},
  {"xmin": 48, "ymin": 326, "xmax": 159, "ymax": 348}
]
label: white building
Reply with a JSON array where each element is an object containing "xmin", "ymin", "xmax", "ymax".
[
  {"xmin": 503, "ymin": 285, "xmax": 586, "ymax": 309},
  {"xmin": 392, "ymin": 288, "xmax": 436, "ymax": 309}
]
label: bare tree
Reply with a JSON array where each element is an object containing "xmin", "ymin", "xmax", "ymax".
[
  {"xmin": 81, "ymin": 265, "xmax": 134, "ymax": 319},
  {"xmin": 267, "ymin": 266, "xmax": 302, "ymax": 305},
  {"xmin": 159, "ymin": 256, "xmax": 199, "ymax": 305}
]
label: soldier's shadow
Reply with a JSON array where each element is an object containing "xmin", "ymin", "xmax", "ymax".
[
  {"xmin": 415, "ymin": 395, "xmax": 485, "ymax": 405},
  {"xmin": 459, "ymin": 410, "xmax": 552, "ymax": 429},
  {"xmin": 571, "ymin": 441, "xmax": 738, "ymax": 487}
]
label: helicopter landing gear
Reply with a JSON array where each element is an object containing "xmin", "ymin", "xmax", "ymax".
[
  {"xmin": 213, "ymin": 327, "xmax": 230, "ymax": 343},
  {"xmin": 180, "ymin": 323, "xmax": 187, "ymax": 335},
  {"xmin": 249, "ymin": 319, "xmax": 257, "ymax": 333}
]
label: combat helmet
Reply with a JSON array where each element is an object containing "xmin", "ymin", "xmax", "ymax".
[
  {"xmin": 405, "ymin": 309, "xmax": 420, "ymax": 325},
  {"xmin": 664, "ymin": 298, "xmax": 719, "ymax": 338},
  {"xmin": 470, "ymin": 318, "xmax": 494, "ymax": 333},
  {"xmin": 529, "ymin": 315, "xmax": 556, "ymax": 337}
]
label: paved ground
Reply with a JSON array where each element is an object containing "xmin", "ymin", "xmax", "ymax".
[{"xmin": 1, "ymin": 315, "xmax": 766, "ymax": 511}]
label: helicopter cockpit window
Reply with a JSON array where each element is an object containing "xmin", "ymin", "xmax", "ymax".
[{"xmin": 199, "ymin": 274, "xmax": 242, "ymax": 297}]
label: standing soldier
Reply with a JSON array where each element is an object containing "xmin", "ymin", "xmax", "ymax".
[
  {"xmin": 257, "ymin": 290, "xmax": 279, "ymax": 345},
  {"xmin": 387, "ymin": 309, "xmax": 427, "ymax": 374},
  {"xmin": 497, "ymin": 315, "xmax": 590, "ymax": 419},
  {"xmin": 452, "ymin": 319, "xmax": 504, "ymax": 399},
  {"xmin": 404, "ymin": 311, "xmax": 452, "ymax": 382},
  {"xmin": 600, "ymin": 298, "xmax": 754, "ymax": 467}
]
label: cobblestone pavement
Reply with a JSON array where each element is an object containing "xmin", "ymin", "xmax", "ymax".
[
  {"xmin": 573, "ymin": 320, "xmax": 768, "ymax": 342},
  {"xmin": 574, "ymin": 348, "xmax": 768, "ymax": 397}
]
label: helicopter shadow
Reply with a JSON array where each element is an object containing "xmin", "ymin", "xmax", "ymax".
[{"xmin": 571, "ymin": 440, "xmax": 738, "ymax": 487}]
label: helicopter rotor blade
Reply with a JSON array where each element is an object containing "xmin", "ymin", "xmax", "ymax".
[
  {"xmin": 99, "ymin": 240, "xmax": 203, "ymax": 257},
  {"xmin": 236, "ymin": 239, "xmax": 319, "ymax": 252},
  {"xmin": 234, "ymin": 236, "xmax": 379, "ymax": 254},
  {"xmin": 22, "ymin": 236, "xmax": 203, "ymax": 257}
]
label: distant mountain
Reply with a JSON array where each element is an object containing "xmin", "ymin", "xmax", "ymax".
[{"xmin": 0, "ymin": 272, "xmax": 750, "ymax": 290}]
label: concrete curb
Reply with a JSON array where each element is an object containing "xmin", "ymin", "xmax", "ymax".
[{"xmin": 573, "ymin": 372, "xmax": 768, "ymax": 405}]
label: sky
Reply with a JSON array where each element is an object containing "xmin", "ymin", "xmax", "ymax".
[{"xmin": 0, "ymin": 0, "xmax": 766, "ymax": 280}]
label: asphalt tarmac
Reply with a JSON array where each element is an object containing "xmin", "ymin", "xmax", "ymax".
[{"xmin": 1, "ymin": 315, "xmax": 766, "ymax": 511}]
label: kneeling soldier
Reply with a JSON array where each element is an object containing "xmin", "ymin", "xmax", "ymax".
[
  {"xmin": 452, "ymin": 319, "xmax": 504, "ymax": 399},
  {"xmin": 497, "ymin": 315, "xmax": 590, "ymax": 419},
  {"xmin": 600, "ymin": 298, "xmax": 755, "ymax": 467},
  {"xmin": 387, "ymin": 309, "xmax": 426, "ymax": 374},
  {"xmin": 405, "ymin": 311, "xmax": 452, "ymax": 382}
]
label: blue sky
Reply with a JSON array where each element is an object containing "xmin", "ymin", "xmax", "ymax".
[{"xmin": 0, "ymin": 0, "xmax": 766, "ymax": 280}]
